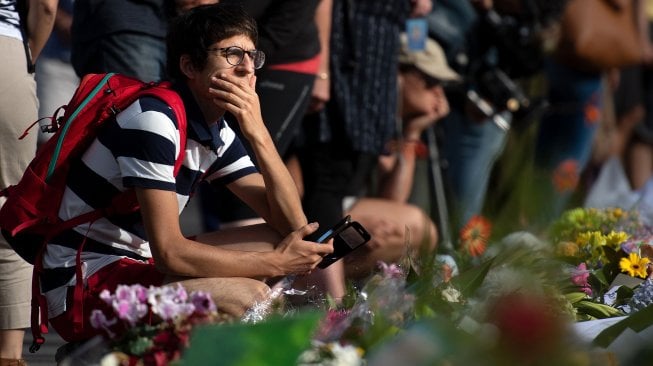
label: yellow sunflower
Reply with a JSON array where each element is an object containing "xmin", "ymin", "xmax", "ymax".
[
  {"xmin": 605, "ymin": 231, "xmax": 628, "ymax": 249},
  {"xmin": 619, "ymin": 252, "xmax": 650, "ymax": 279}
]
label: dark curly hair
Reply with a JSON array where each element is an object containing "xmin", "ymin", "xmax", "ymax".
[{"xmin": 166, "ymin": 3, "xmax": 258, "ymax": 82}]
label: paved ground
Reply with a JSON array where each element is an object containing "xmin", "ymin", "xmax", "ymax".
[{"xmin": 22, "ymin": 330, "xmax": 65, "ymax": 366}]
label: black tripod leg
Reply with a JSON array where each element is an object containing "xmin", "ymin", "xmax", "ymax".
[{"xmin": 425, "ymin": 126, "xmax": 454, "ymax": 253}]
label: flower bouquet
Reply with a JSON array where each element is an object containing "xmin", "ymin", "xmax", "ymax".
[
  {"xmin": 546, "ymin": 207, "xmax": 653, "ymax": 360},
  {"xmin": 86, "ymin": 283, "xmax": 219, "ymax": 366},
  {"xmin": 549, "ymin": 207, "xmax": 653, "ymax": 319}
]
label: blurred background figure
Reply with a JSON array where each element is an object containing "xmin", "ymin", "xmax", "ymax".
[
  {"xmin": 293, "ymin": 0, "xmax": 433, "ymax": 294},
  {"xmin": 529, "ymin": 0, "xmax": 647, "ymax": 227},
  {"xmin": 426, "ymin": 0, "xmax": 566, "ymax": 234},
  {"xmin": 35, "ymin": 0, "xmax": 78, "ymax": 146},
  {"xmin": 0, "ymin": 0, "xmax": 58, "ymax": 364},
  {"xmin": 612, "ymin": 0, "xmax": 653, "ymax": 191},
  {"xmin": 341, "ymin": 34, "xmax": 459, "ymax": 279},
  {"xmin": 70, "ymin": 0, "xmax": 170, "ymax": 81}
]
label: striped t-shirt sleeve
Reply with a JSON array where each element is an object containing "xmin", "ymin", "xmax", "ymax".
[{"xmin": 99, "ymin": 96, "xmax": 182, "ymax": 191}]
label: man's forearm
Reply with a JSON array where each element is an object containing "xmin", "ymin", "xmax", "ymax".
[{"xmin": 250, "ymin": 136, "xmax": 308, "ymax": 235}]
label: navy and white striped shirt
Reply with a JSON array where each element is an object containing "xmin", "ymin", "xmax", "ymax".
[
  {"xmin": 0, "ymin": 0, "xmax": 22, "ymax": 40},
  {"xmin": 42, "ymin": 84, "xmax": 257, "ymax": 317}
]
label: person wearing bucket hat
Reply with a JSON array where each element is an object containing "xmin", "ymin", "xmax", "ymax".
[
  {"xmin": 295, "ymin": 34, "xmax": 455, "ymax": 279},
  {"xmin": 337, "ymin": 35, "xmax": 457, "ymax": 278},
  {"xmin": 398, "ymin": 33, "xmax": 461, "ymax": 85}
]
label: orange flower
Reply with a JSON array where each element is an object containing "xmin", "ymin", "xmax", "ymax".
[
  {"xmin": 584, "ymin": 103, "xmax": 601, "ymax": 125},
  {"xmin": 552, "ymin": 159, "xmax": 579, "ymax": 193},
  {"xmin": 460, "ymin": 215, "xmax": 492, "ymax": 257}
]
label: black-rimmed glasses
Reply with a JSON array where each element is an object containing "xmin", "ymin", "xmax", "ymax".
[{"xmin": 208, "ymin": 46, "xmax": 266, "ymax": 69}]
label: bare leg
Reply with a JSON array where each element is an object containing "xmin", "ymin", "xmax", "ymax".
[
  {"xmin": 0, "ymin": 330, "xmax": 24, "ymax": 359},
  {"xmin": 163, "ymin": 276, "xmax": 271, "ymax": 318},
  {"xmin": 291, "ymin": 261, "xmax": 346, "ymax": 306},
  {"xmin": 344, "ymin": 198, "xmax": 437, "ymax": 279},
  {"xmin": 626, "ymin": 140, "xmax": 653, "ymax": 190},
  {"xmin": 0, "ymin": 240, "xmax": 31, "ymax": 362}
]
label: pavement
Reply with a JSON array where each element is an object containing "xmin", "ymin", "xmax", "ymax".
[{"xmin": 22, "ymin": 330, "xmax": 65, "ymax": 366}]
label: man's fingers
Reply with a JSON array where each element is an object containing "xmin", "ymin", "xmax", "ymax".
[
  {"xmin": 295, "ymin": 223, "xmax": 334, "ymax": 255},
  {"xmin": 297, "ymin": 222, "xmax": 320, "ymax": 239}
]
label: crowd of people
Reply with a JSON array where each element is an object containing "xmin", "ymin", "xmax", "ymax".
[{"xmin": 1, "ymin": 0, "xmax": 653, "ymax": 365}]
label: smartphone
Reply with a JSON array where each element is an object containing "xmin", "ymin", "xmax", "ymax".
[
  {"xmin": 315, "ymin": 216, "xmax": 371, "ymax": 269},
  {"xmin": 315, "ymin": 215, "xmax": 352, "ymax": 243}
]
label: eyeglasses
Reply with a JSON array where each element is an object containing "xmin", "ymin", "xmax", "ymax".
[{"xmin": 207, "ymin": 46, "xmax": 266, "ymax": 69}]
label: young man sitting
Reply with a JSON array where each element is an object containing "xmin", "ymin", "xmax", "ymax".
[{"xmin": 41, "ymin": 3, "xmax": 333, "ymax": 342}]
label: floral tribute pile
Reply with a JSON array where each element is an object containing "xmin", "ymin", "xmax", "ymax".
[
  {"xmin": 66, "ymin": 207, "xmax": 653, "ymax": 366},
  {"xmin": 550, "ymin": 207, "xmax": 653, "ymax": 319}
]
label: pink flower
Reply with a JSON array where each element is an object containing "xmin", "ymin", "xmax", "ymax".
[
  {"xmin": 190, "ymin": 291, "xmax": 217, "ymax": 315},
  {"xmin": 487, "ymin": 292, "xmax": 566, "ymax": 362},
  {"xmin": 377, "ymin": 262, "xmax": 404, "ymax": 278},
  {"xmin": 571, "ymin": 263, "xmax": 592, "ymax": 296},
  {"xmin": 148, "ymin": 284, "xmax": 195, "ymax": 321},
  {"xmin": 89, "ymin": 309, "xmax": 117, "ymax": 338},
  {"xmin": 314, "ymin": 309, "xmax": 351, "ymax": 341}
]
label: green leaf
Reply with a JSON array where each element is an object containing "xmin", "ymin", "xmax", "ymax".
[
  {"xmin": 180, "ymin": 311, "xmax": 322, "ymax": 366},
  {"xmin": 413, "ymin": 303, "xmax": 437, "ymax": 319},
  {"xmin": 590, "ymin": 271, "xmax": 609, "ymax": 287},
  {"xmin": 614, "ymin": 285, "xmax": 634, "ymax": 305},
  {"xmin": 565, "ymin": 291, "xmax": 589, "ymax": 304},
  {"xmin": 602, "ymin": 246, "xmax": 620, "ymax": 265},
  {"xmin": 405, "ymin": 261, "xmax": 422, "ymax": 286},
  {"xmin": 450, "ymin": 257, "xmax": 494, "ymax": 298},
  {"xmin": 575, "ymin": 300, "xmax": 624, "ymax": 319},
  {"xmin": 126, "ymin": 335, "xmax": 154, "ymax": 357}
]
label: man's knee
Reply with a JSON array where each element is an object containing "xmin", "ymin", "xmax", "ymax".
[
  {"xmin": 213, "ymin": 278, "xmax": 271, "ymax": 318},
  {"xmin": 403, "ymin": 204, "xmax": 438, "ymax": 251}
]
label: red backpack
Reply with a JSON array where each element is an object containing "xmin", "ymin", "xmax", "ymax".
[{"xmin": 0, "ymin": 73, "xmax": 187, "ymax": 351}]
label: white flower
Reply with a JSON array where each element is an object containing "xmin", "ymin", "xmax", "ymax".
[
  {"xmin": 297, "ymin": 341, "xmax": 364, "ymax": 366},
  {"xmin": 441, "ymin": 286, "xmax": 462, "ymax": 303},
  {"xmin": 328, "ymin": 342, "xmax": 364, "ymax": 366},
  {"xmin": 100, "ymin": 353, "xmax": 120, "ymax": 366}
]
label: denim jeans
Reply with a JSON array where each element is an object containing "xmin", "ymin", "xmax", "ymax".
[
  {"xmin": 439, "ymin": 106, "xmax": 509, "ymax": 230},
  {"xmin": 72, "ymin": 32, "xmax": 166, "ymax": 82},
  {"xmin": 533, "ymin": 59, "xmax": 602, "ymax": 223},
  {"xmin": 535, "ymin": 61, "xmax": 602, "ymax": 172}
]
